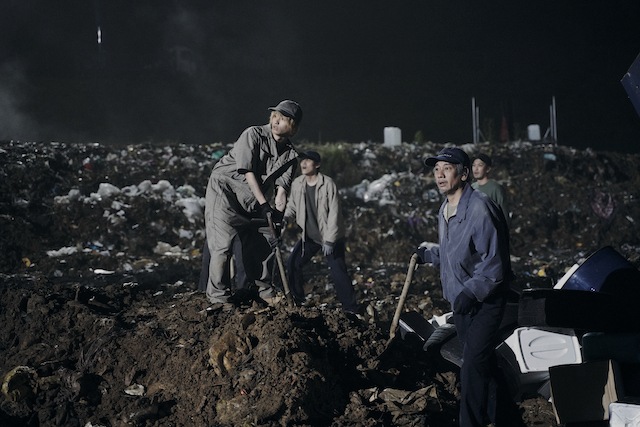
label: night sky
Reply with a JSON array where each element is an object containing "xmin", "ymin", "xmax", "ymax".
[{"xmin": 1, "ymin": 1, "xmax": 639, "ymax": 152}]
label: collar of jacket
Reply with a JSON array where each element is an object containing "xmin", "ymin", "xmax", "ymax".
[
  {"xmin": 262, "ymin": 124, "xmax": 299, "ymax": 156},
  {"xmin": 442, "ymin": 182, "xmax": 473, "ymax": 223},
  {"xmin": 263, "ymin": 125, "xmax": 299, "ymax": 167}
]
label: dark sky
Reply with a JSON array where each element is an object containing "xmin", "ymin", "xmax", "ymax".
[{"xmin": 1, "ymin": 1, "xmax": 639, "ymax": 152}]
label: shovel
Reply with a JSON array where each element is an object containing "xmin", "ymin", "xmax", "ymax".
[
  {"xmin": 267, "ymin": 212, "xmax": 292, "ymax": 306},
  {"xmin": 372, "ymin": 253, "xmax": 419, "ymax": 368},
  {"xmin": 388, "ymin": 253, "xmax": 419, "ymax": 343}
]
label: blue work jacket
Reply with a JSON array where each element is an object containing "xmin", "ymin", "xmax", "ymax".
[{"xmin": 424, "ymin": 183, "xmax": 511, "ymax": 307}]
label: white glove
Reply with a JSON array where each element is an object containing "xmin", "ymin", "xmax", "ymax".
[{"xmin": 322, "ymin": 242, "xmax": 334, "ymax": 256}]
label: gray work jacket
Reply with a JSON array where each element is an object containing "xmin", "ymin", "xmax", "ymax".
[
  {"xmin": 284, "ymin": 173, "xmax": 344, "ymax": 245},
  {"xmin": 209, "ymin": 124, "xmax": 298, "ymax": 212}
]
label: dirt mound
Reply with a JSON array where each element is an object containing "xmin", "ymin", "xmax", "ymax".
[{"xmin": 2, "ymin": 139, "xmax": 640, "ymax": 426}]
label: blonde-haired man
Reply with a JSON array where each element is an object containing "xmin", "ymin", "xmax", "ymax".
[{"xmin": 204, "ymin": 100, "xmax": 302, "ymax": 305}]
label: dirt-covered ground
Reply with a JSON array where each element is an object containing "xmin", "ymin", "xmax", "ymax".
[{"xmin": 1, "ymin": 139, "xmax": 639, "ymax": 426}]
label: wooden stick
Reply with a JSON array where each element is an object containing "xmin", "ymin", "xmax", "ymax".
[{"xmin": 389, "ymin": 253, "xmax": 419, "ymax": 341}]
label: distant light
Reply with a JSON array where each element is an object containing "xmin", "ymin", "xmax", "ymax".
[{"xmin": 97, "ymin": 26, "xmax": 102, "ymax": 44}]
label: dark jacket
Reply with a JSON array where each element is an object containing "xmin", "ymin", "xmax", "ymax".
[{"xmin": 422, "ymin": 183, "xmax": 511, "ymax": 307}]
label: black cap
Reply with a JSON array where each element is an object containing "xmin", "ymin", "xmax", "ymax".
[
  {"xmin": 298, "ymin": 150, "xmax": 321, "ymax": 163},
  {"xmin": 474, "ymin": 153, "xmax": 492, "ymax": 167},
  {"xmin": 268, "ymin": 100, "xmax": 303, "ymax": 124},
  {"xmin": 424, "ymin": 147, "xmax": 471, "ymax": 169}
]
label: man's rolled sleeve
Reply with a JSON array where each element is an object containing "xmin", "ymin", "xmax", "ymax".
[
  {"xmin": 234, "ymin": 128, "xmax": 258, "ymax": 173},
  {"xmin": 275, "ymin": 162, "xmax": 296, "ymax": 194}
]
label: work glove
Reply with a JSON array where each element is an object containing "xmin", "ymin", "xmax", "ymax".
[
  {"xmin": 412, "ymin": 246, "xmax": 428, "ymax": 264},
  {"xmin": 259, "ymin": 202, "xmax": 274, "ymax": 221},
  {"xmin": 454, "ymin": 289, "xmax": 478, "ymax": 315},
  {"xmin": 322, "ymin": 242, "xmax": 334, "ymax": 256},
  {"xmin": 268, "ymin": 236, "xmax": 282, "ymax": 249},
  {"xmin": 271, "ymin": 208, "xmax": 284, "ymax": 225}
]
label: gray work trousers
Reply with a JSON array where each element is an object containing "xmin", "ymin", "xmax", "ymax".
[{"xmin": 204, "ymin": 179, "xmax": 275, "ymax": 303}]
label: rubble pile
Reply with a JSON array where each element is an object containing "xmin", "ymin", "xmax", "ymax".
[{"xmin": 1, "ymin": 139, "xmax": 640, "ymax": 426}]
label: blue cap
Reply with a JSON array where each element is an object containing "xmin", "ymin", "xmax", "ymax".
[
  {"xmin": 424, "ymin": 147, "xmax": 470, "ymax": 169},
  {"xmin": 299, "ymin": 150, "xmax": 321, "ymax": 163}
]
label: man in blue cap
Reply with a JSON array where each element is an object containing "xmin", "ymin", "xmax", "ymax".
[
  {"xmin": 284, "ymin": 150, "xmax": 358, "ymax": 313},
  {"xmin": 413, "ymin": 147, "xmax": 512, "ymax": 427}
]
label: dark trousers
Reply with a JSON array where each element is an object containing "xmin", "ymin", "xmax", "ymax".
[
  {"xmin": 285, "ymin": 239, "xmax": 357, "ymax": 312},
  {"xmin": 454, "ymin": 290, "xmax": 507, "ymax": 427}
]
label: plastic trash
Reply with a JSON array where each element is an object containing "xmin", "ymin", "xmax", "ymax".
[
  {"xmin": 376, "ymin": 385, "xmax": 441, "ymax": 413},
  {"xmin": 138, "ymin": 180, "xmax": 152, "ymax": 193},
  {"xmin": 47, "ymin": 246, "xmax": 79, "ymax": 257},
  {"xmin": 502, "ymin": 327, "xmax": 581, "ymax": 373},
  {"xmin": 83, "ymin": 157, "xmax": 93, "ymax": 171},
  {"xmin": 121, "ymin": 184, "xmax": 140, "ymax": 197},
  {"xmin": 96, "ymin": 183, "xmax": 121, "ymax": 199},
  {"xmin": 610, "ymin": 402, "xmax": 640, "ymax": 427},
  {"xmin": 363, "ymin": 173, "xmax": 397, "ymax": 205},
  {"xmin": 383, "ymin": 127, "xmax": 402, "ymax": 147},
  {"xmin": 154, "ymin": 242, "xmax": 183, "ymax": 256},
  {"xmin": 175, "ymin": 197, "xmax": 205, "ymax": 223},
  {"xmin": 212, "ymin": 150, "xmax": 225, "ymax": 160},
  {"xmin": 528, "ymin": 125, "xmax": 541, "ymax": 141},
  {"xmin": 561, "ymin": 246, "xmax": 638, "ymax": 294},
  {"xmin": 124, "ymin": 384, "xmax": 145, "ymax": 396},
  {"xmin": 591, "ymin": 191, "xmax": 615, "ymax": 219}
]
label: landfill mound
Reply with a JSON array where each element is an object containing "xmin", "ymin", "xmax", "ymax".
[{"xmin": 1, "ymin": 139, "xmax": 639, "ymax": 426}]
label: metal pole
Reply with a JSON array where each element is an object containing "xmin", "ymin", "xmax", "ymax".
[
  {"xmin": 476, "ymin": 106, "xmax": 481, "ymax": 142},
  {"xmin": 552, "ymin": 96, "xmax": 557, "ymax": 143},
  {"xmin": 543, "ymin": 105, "xmax": 556, "ymax": 143},
  {"xmin": 472, "ymin": 98, "xmax": 477, "ymax": 144}
]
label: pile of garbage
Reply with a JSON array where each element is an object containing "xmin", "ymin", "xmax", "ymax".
[
  {"xmin": 2, "ymin": 139, "xmax": 639, "ymax": 279},
  {"xmin": 1, "ymin": 138, "xmax": 640, "ymax": 426}
]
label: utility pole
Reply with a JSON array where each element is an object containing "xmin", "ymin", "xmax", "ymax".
[
  {"xmin": 471, "ymin": 97, "xmax": 485, "ymax": 143},
  {"xmin": 544, "ymin": 96, "xmax": 558, "ymax": 144}
]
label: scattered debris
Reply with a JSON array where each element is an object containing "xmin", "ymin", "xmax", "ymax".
[{"xmin": 1, "ymin": 139, "xmax": 640, "ymax": 426}]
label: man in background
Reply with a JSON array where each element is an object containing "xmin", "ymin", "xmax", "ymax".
[
  {"xmin": 472, "ymin": 153, "xmax": 510, "ymax": 227},
  {"xmin": 284, "ymin": 150, "xmax": 358, "ymax": 314}
]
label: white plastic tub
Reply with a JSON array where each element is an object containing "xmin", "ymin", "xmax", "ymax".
[
  {"xmin": 503, "ymin": 327, "xmax": 582, "ymax": 373},
  {"xmin": 610, "ymin": 402, "xmax": 640, "ymax": 427}
]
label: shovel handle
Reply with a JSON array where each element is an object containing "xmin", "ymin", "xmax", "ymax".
[
  {"xmin": 267, "ymin": 212, "xmax": 292, "ymax": 305},
  {"xmin": 389, "ymin": 253, "xmax": 419, "ymax": 340}
]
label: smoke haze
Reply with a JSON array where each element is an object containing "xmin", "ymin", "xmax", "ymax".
[{"xmin": 1, "ymin": 1, "xmax": 639, "ymax": 152}]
